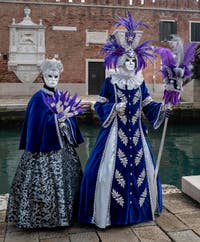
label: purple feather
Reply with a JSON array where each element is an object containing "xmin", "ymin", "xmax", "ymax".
[
  {"xmin": 101, "ymin": 38, "xmax": 125, "ymax": 69},
  {"xmin": 182, "ymin": 42, "xmax": 196, "ymax": 66},
  {"xmin": 180, "ymin": 42, "xmax": 196, "ymax": 77},
  {"xmin": 163, "ymin": 90, "xmax": 180, "ymax": 106},
  {"xmin": 154, "ymin": 47, "xmax": 176, "ymax": 67},
  {"xmin": 134, "ymin": 40, "xmax": 155, "ymax": 73},
  {"xmin": 114, "ymin": 11, "xmax": 148, "ymax": 32},
  {"xmin": 42, "ymin": 90, "xmax": 83, "ymax": 117}
]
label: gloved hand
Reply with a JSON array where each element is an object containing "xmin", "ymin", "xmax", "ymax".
[
  {"xmin": 57, "ymin": 106, "xmax": 79, "ymax": 123},
  {"xmin": 115, "ymin": 102, "xmax": 126, "ymax": 115}
]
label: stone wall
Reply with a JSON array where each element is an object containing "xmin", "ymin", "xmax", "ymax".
[{"xmin": 0, "ymin": 0, "xmax": 199, "ymax": 97}]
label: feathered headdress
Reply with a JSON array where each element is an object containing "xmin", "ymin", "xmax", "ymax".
[
  {"xmin": 155, "ymin": 35, "xmax": 196, "ymax": 106},
  {"xmin": 101, "ymin": 11, "xmax": 155, "ymax": 73}
]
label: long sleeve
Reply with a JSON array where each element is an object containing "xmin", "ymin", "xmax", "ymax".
[
  {"xmin": 94, "ymin": 77, "xmax": 117, "ymax": 128},
  {"xmin": 141, "ymin": 81, "xmax": 165, "ymax": 129}
]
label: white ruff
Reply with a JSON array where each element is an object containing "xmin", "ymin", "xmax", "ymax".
[{"xmin": 111, "ymin": 71, "xmax": 144, "ymax": 90}]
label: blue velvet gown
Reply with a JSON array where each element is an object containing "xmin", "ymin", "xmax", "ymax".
[
  {"xmin": 79, "ymin": 72, "xmax": 165, "ymax": 228},
  {"xmin": 6, "ymin": 87, "xmax": 84, "ymax": 228}
]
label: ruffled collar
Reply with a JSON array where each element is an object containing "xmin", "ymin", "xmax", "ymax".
[{"xmin": 110, "ymin": 71, "xmax": 144, "ymax": 90}]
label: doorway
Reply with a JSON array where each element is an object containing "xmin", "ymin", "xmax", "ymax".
[{"xmin": 87, "ymin": 61, "xmax": 105, "ymax": 95}]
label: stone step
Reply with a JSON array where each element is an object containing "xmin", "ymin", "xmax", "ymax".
[{"xmin": 181, "ymin": 175, "xmax": 200, "ymax": 203}]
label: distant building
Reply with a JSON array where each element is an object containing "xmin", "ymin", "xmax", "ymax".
[{"xmin": 0, "ymin": 0, "xmax": 199, "ymax": 98}]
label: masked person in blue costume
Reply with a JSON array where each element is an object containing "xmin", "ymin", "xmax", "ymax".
[
  {"xmin": 6, "ymin": 58, "xmax": 84, "ymax": 228},
  {"xmin": 78, "ymin": 12, "xmax": 168, "ymax": 228}
]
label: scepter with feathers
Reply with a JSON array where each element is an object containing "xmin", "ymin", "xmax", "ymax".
[{"xmin": 154, "ymin": 35, "xmax": 196, "ymax": 182}]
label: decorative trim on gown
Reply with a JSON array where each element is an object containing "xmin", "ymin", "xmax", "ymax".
[{"xmin": 79, "ymin": 75, "xmax": 164, "ymax": 228}]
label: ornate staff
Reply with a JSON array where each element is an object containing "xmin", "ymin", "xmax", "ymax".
[{"xmin": 154, "ymin": 35, "xmax": 196, "ymax": 183}]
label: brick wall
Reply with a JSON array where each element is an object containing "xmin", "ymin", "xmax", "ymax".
[{"xmin": 0, "ymin": 0, "xmax": 199, "ymax": 95}]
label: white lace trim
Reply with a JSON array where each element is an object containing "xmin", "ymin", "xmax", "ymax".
[
  {"xmin": 102, "ymin": 104, "xmax": 117, "ymax": 128},
  {"xmin": 142, "ymin": 96, "xmax": 153, "ymax": 107},
  {"xmin": 111, "ymin": 71, "xmax": 144, "ymax": 90}
]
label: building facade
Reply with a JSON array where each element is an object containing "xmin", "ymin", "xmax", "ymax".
[{"xmin": 0, "ymin": 0, "xmax": 199, "ymax": 98}]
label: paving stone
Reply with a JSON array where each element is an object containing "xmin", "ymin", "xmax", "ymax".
[
  {"xmin": 193, "ymin": 226, "xmax": 200, "ymax": 236},
  {"xmin": 38, "ymin": 227, "xmax": 68, "ymax": 239},
  {"xmin": 40, "ymin": 236, "xmax": 70, "ymax": 242},
  {"xmin": 130, "ymin": 221, "xmax": 155, "ymax": 228},
  {"xmin": 5, "ymin": 230, "xmax": 39, "ymax": 242},
  {"xmin": 176, "ymin": 211, "xmax": 200, "ymax": 228},
  {"xmin": 163, "ymin": 193, "xmax": 200, "ymax": 214},
  {"xmin": 69, "ymin": 232, "xmax": 99, "ymax": 242},
  {"xmin": 6, "ymin": 222, "xmax": 24, "ymax": 233},
  {"xmin": 168, "ymin": 230, "xmax": 200, "ymax": 242},
  {"xmin": 132, "ymin": 225, "xmax": 172, "ymax": 241},
  {"xmin": 0, "ymin": 223, "xmax": 6, "ymax": 238},
  {"xmin": 68, "ymin": 223, "xmax": 96, "ymax": 234},
  {"xmin": 0, "ymin": 211, "xmax": 6, "ymax": 223},
  {"xmin": 97, "ymin": 227, "xmax": 139, "ymax": 242},
  {"xmin": 156, "ymin": 212, "xmax": 187, "ymax": 232}
]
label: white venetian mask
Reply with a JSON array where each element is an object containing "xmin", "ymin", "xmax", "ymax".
[
  {"xmin": 124, "ymin": 57, "xmax": 137, "ymax": 71},
  {"xmin": 41, "ymin": 58, "xmax": 63, "ymax": 88},
  {"xmin": 43, "ymin": 69, "xmax": 60, "ymax": 88}
]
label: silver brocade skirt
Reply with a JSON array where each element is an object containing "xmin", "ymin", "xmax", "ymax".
[{"xmin": 6, "ymin": 142, "xmax": 82, "ymax": 228}]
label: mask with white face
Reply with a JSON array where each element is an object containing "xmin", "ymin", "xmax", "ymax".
[
  {"xmin": 41, "ymin": 58, "xmax": 63, "ymax": 88},
  {"xmin": 43, "ymin": 70, "xmax": 60, "ymax": 88},
  {"xmin": 124, "ymin": 57, "xmax": 137, "ymax": 71}
]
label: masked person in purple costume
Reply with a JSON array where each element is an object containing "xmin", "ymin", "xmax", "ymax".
[
  {"xmin": 6, "ymin": 58, "xmax": 84, "ymax": 228},
  {"xmin": 78, "ymin": 12, "xmax": 169, "ymax": 229}
]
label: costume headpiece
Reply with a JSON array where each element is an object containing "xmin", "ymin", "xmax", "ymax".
[
  {"xmin": 155, "ymin": 35, "xmax": 196, "ymax": 105},
  {"xmin": 101, "ymin": 11, "xmax": 154, "ymax": 73},
  {"xmin": 41, "ymin": 58, "xmax": 64, "ymax": 75}
]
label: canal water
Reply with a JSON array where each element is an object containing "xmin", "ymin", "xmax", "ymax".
[{"xmin": 0, "ymin": 122, "xmax": 199, "ymax": 194}]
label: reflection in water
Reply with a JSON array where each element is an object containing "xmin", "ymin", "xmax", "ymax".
[{"xmin": 0, "ymin": 123, "xmax": 199, "ymax": 194}]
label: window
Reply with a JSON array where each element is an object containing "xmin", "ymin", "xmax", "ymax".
[
  {"xmin": 159, "ymin": 21, "xmax": 177, "ymax": 41},
  {"xmin": 190, "ymin": 22, "xmax": 200, "ymax": 42}
]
